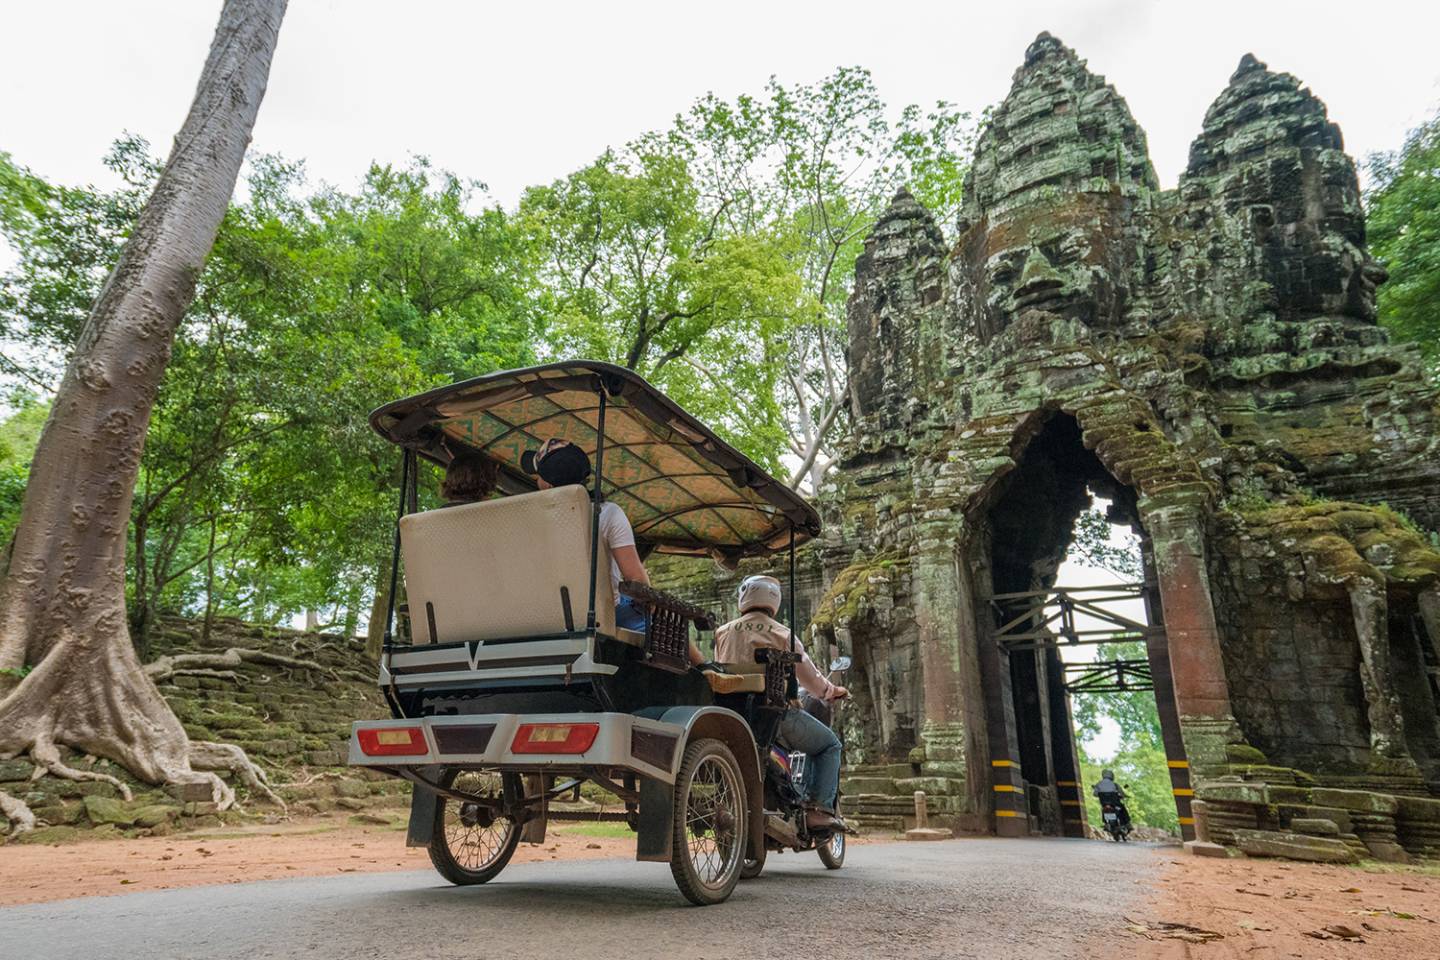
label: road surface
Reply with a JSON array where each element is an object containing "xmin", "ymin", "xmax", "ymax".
[{"xmin": 0, "ymin": 837, "xmax": 1159, "ymax": 960}]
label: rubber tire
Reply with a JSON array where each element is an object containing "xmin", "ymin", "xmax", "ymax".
[
  {"xmin": 817, "ymin": 829, "xmax": 846, "ymax": 869},
  {"xmin": 741, "ymin": 842, "xmax": 767, "ymax": 880},
  {"xmin": 669, "ymin": 738, "xmax": 747, "ymax": 906},
  {"xmin": 428, "ymin": 768, "xmax": 522, "ymax": 885}
]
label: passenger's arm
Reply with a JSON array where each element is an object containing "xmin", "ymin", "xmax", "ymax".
[{"xmin": 613, "ymin": 544, "xmax": 649, "ymax": 586}]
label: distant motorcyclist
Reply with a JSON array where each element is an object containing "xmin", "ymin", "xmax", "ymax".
[
  {"xmin": 714, "ymin": 575, "xmax": 848, "ymax": 832},
  {"xmin": 1092, "ymin": 768, "xmax": 1132, "ymax": 830}
]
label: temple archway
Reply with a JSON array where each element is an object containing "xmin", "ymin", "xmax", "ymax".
[{"xmin": 963, "ymin": 412, "xmax": 1195, "ymax": 840}]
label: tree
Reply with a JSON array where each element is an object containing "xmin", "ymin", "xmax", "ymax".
[
  {"xmin": 0, "ymin": 0, "xmax": 289, "ymax": 835},
  {"xmin": 520, "ymin": 148, "xmax": 798, "ymax": 468},
  {"xmin": 3, "ymin": 145, "xmax": 540, "ymax": 656},
  {"xmin": 522, "ymin": 69, "xmax": 974, "ymax": 479},
  {"xmin": 668, "ymin": 70, "xmax": 973, "ymax": 489},
  {"xmin": 1367, "ymin": 110, "xmax": 1440, "ymax": 378}
]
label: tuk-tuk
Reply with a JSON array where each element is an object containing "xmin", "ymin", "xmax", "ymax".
[{"xmin": 348, "ymin": 361, "xmax": 825, "ymax": 905}]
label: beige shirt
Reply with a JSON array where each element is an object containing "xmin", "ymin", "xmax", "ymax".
[{"xmin": 714, "ymin": 610, "xmax": 836, "ymax": 700}]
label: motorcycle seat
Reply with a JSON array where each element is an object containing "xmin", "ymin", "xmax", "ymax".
[{"xmin": 703, "ymin": 662, "xmax": 767, "ymax": 694}]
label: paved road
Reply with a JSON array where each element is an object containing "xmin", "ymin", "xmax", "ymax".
[{"xmin": 0, "ymin": 838, "xmax": 1159, "ymax": 960}]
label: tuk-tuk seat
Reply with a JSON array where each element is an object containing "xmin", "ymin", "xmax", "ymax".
[{"xmin": 398, "ymin": 485, "xmax": 615, "ymax": 645}]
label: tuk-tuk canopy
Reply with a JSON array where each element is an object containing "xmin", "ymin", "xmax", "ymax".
[{"xmin": 369, "ymin": 361, "xmax": 821, "ymax": 564}]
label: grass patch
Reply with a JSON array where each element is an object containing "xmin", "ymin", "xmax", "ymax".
[
  {"xmin": 1356, "ymin": 860, "xmax": 1440, "ymax": 879},
  {"xmin": 552, "ymin": 821, "xmax": 634, "ymax": 839}
]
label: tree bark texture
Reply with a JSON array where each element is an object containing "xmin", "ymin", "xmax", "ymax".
[{"xmin": 0, "ymin": 0, "xmax": 288, "ymax": 834}]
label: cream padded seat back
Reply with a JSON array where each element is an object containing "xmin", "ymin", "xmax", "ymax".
[{"xmin": 399, "ymin": 485, "xmax": 615, "ymax": 644}]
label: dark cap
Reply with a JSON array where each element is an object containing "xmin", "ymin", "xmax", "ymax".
[{"xmin": 521, "ymin": 438, "xmax": 591, "ymax": 487}]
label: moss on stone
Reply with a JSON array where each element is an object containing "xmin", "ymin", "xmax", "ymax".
[{"xmin": 811, "ymin": 552, "xmax": 907, "ymax": 630}]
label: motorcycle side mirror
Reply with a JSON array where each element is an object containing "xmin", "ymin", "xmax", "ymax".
[{"xmin": 828, "ymin": 656, "xmax": 852, "ymax": 673}]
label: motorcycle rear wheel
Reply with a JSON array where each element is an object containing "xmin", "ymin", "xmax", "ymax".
[
  {"xmin": 741, "ymin": 843, "xmax": 767, "ymax": 879},
  {"xmin": 817, "ymin": 829, "xmax": 846, "ymax": 869}
]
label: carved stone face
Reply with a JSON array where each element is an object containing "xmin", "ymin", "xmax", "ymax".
[{"xmin": 963, "ymin": 198, "xmax": 1129, "ymax": 340}]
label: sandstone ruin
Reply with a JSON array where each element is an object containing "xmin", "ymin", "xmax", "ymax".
[{"xmin": 802, "ymin": 33, "xmax": 1440, "ymax": 857}]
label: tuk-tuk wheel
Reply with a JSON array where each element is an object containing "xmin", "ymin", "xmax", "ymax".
[
  {"xmin": 670, "ymin": 738, "xmax": 747, "ymax": 905},
  {"xmin": 817, "ymin": 828, "xmax": 845, "ymax": 869},
  {"xmin": 428, "ymin": 768, "xmax": 522, "ymax": 885},
  {"xmin": 740, "ymin": 843, "xmax": 766, "ymax": 880}
]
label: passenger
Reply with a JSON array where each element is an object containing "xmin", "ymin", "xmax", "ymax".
[
  {"xmin": 526, "ymin": 438, "xmax": 651, "ymax": 632},
  {"xmin": 715, "ymin": 575, "xmax": 849, "ymax": 831},
  {"xmin": 440, "ymin": 449, "xmax": 498, "ymax": 506}
]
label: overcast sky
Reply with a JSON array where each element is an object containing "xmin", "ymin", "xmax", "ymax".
[{"xmin": 4, "ymin": 0, "xmax": 1438, "ymax": 210}]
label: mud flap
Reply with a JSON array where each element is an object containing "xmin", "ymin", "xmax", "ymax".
[
  {"xmin": 520, "ymin": 774, "xmax": 549, "ymax": 844},
  {"xmin": 635, "ymin": 777, "xmax": 673, "ymax": 862},
  {"xmin": 405, "ymin": 767, "xmax": 441, "ymax": 848}
]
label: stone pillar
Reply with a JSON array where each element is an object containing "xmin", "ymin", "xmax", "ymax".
[
  {"xmin": 1418, "ymin": 588, "xmax": 1440, "ymax": 666},
  {"xmin": 1141, "ymin": 503, "xmax": 1243, "ymax": 775},
  {"xmin": 1141, "ymin": 547, "xmax": 1196, "ymax": 842},
  {"xmin": 911, "ymin": 548, "xmax": 973, "ymax": 795},
  {"xmin": 1348, "ymin": 575, "xmax": 1411, "ymax": 764},
  {"xmin": 1046, "ymin": 650, "xmax": 1088, "ymax": 838}
]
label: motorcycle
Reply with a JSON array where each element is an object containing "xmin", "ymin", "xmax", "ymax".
[
  {"xmin": 1099, "ymin": 791, "xmax": 1131, "ymax": 842},
  {"xmin": 741, "ymin": 655, "xmax": 852, "ymax": 879}
]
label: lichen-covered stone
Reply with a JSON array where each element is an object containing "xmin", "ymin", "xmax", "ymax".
[
  {"xmin": 810, "ymin": 31, "xmax": 1440, "ymax": 842},
  {"xmin": 1233, "ymin": 829, "xmax": 1358, "ymax": 863}
]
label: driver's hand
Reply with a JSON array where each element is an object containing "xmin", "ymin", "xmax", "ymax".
[{"xmin": 827, "ymin": 685, "xmax": 850, "ymax": 701}]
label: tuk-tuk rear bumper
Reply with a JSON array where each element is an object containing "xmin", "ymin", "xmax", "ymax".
[{"xmin": 348, "ymin": 713, "xmax": 685, "ymax": 784}]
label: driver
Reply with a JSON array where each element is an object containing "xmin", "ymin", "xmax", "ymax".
[
  {"xmin": 1092, "ymin": 768, "xmax": 1132, "ymax": 829},
  {"xmin": 715, "ymin": 575, "xmax": 849, "ymax": 831}
]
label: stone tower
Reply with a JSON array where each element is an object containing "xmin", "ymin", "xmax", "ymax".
[{"xmin": 819, "ymin": 34, "xmax": 1440, "ymax": 852}]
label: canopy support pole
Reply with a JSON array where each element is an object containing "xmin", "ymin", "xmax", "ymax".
[
  {"xmin": 381, "ymin": 448, "xmax": 415, "ymax": 654},
  {"xmin": 787, "ymin": 524, "xmax": 799, "ymax": 699},
  {"xmin": 586, "ymin": 389, "xmax": 608, "ymax": 634}
]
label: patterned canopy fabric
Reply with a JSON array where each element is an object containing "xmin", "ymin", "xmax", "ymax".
[{"xmin": 369, "ymin": 361, "xmax": 820, "ymax": 564}]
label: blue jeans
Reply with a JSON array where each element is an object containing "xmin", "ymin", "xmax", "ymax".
[
  {"xmin": 615, "ymin": 595, "xmax": 648, "ymax": 631},
  {"xmin": 777, "ymin": 708, "xmax": 842, "ymax": 812}
]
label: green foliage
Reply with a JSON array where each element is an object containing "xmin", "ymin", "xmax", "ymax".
[
  {"xmin": 521, "ymin": 68, "xmax": 975, "ymax": 476},
  {"xmin": 1, "ymin": 142, "xmax": 539, "ymax": 644},
  {"xmin": 0, "ymin": 67, "xmax": 974, "ymax": 643},
  {"xmin": 1069, "ymin": 643, "xmax": 1161, "ymax": 744},
  {"xmin": 1078, "ymin": 739, "xmax": 1178, "ymax": 835},
  {"xmin": 1367, "ymin": 110, "xmax": 1440, "ymax": 377},
  {"xmin": 1068, "ymin": 507, "xmax": 1143, "ymax": 581}
]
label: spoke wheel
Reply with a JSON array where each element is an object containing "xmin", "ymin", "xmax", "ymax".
[
  {"xmin": 428, "ymin": 768, "xmax": 522, "ymax": 885},
  {"xmin": 669, "ymin": 738, "xmax": 746, "ymax": 905},
  {"xmin": 817, "ymin": 828, "xmax": 846, "ymax": 869}
]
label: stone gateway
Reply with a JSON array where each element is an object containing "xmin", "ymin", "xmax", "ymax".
[{"xmin": 814, "ymin": 33, "xmax": 1440, "ymax": 855}]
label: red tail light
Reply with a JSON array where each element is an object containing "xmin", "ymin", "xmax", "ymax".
[
  {"xmin": 511, "ymin": 723, "xmax": 599, "ymax": 755},
  {"xmin": 356, "ymin": 725, "xmax": 427, "ymax": 756}
]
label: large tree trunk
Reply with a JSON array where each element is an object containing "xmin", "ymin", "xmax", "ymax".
[{"xmin": 0, "ymin": 0, "xmax": 288, "ymax": 835}]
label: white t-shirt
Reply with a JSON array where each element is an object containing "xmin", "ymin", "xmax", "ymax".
[{"xmin": 598, "ymin": 500, "xmax": 636, "ymax": 594}]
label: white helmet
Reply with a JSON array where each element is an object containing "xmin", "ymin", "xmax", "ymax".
[{"xmin": 738, "ymin": 575, "xmax": 782, "ymax": 616}]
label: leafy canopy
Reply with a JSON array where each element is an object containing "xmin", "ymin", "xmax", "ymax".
[{"xmin": 1367, "ymin": 110, "xmax": 1440, "ymax": 377}]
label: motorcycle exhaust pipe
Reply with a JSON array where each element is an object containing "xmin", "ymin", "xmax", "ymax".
[{"xmin": 764, "ymin": 813, "xmax": 800, "ymax": 847}]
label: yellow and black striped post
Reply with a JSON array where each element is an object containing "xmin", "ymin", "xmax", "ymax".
[
  {"xmin": 991, "ymin": 757, "xmax": 1028, "ymax": 835},
  {"xmin": 1168, "ymin": 759, "xmax": 1195, "ymax": 840},
  {"xmin": 1056, "ymin": 779, "xmax": 1086, "ymax": 837}
]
